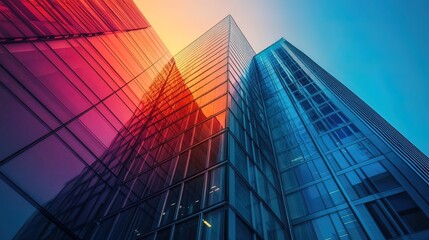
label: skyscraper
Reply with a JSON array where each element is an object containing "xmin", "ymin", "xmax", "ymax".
[{"xmin": 1, "ymin": 1, "xmax": 428, "ymax": 240}]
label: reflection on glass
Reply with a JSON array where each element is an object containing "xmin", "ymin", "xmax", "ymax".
[
  {"xmin": 206, "ymin": 166, "xmax": 226, "ymax": 206},
  {"xmin": 173, "ymin": 217, "xmax": 199, "ymax": 240},
  {"xmin": 202, "ymin": 208, "xmax": 226, "ymax": 240},
  {"xmin": 178, "ymin": 175, "xmax": 204, "ymax": 218},
  {"xmin": 160, "ymin": 185, "xmax": 181, "ymax": 226}
]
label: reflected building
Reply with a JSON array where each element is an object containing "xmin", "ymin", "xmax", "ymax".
[{"xmin": 0, "ymin": 1, "xmax": 428, "ymax": 240}]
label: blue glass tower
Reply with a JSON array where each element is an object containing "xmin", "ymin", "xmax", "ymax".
[{"xmin": 253, "ymin": 39, "xmax": 429, "ymax": 239}]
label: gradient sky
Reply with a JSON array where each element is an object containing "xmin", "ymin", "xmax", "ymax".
[{"xmin": 136, "ymin": 0, "xmax": 429, "ymax": 155}]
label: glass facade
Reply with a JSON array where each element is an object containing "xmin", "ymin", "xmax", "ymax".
[
  {"xmin": 253, "ymin": 39, "xmax": 429, "ymax": 239},
  {"xmin": 0, "ymin": 1, "xmax": 428, "ymax": 240}
]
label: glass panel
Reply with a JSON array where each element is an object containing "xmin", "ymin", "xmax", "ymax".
[
  {"xmin": 294, "ymin": 222, "xmax": 315, "ymax": 239},
  {"xmin": 202, "ymin": 208, "xmax": 226, "ymax": 240},
  {"xmin": 172, "ymin": 152, "xmax": 188, "ymax": 184},
  {"xmin": 344, "ymin": 171, "xmax": 370, "ymax": 199},
  {"xmin": 155, "ymin": 227, "xmax": 171, "ymax": 240},
  {"xmin": 160, "ymin": 185, "xmax": 181, "ymax": 226},
  {"xmin": 294, "ymin": 163, "xmax": 313, "ymax": 185},
  {"xmin": 234, "ymin": 174, "xmax": 251, "ymax": 222},
  {"xmin": 206, "ymin": 166, "xmax": 225, "ymax": 206},
  {"xmin": 365, "ymin": 201, "xmax": 398, "ymax": 238},
  {"xmin": 0, "ymin": 85, "xmax": 49, "ymax": 160},
  {"xmin": 286, "ymin": 192, "xmax": 306, "ymax": 219},
  {"xmin": 312, "ymin": 215, "xmax": 338, "ymax": 239},
  {"xmin": 361, "ymin": 162, "xmax": 400, "ymax": 192},
  {"xmin": 281, "ymin": 169, "xmax": 298, "ymax": 191},
  {"xmin": 208, "ymin": 133, "xmax": 225, "ymax": 167},
  {"xmin": 236, "ymin": 216, "xmax": 252, "ymax": 240},
  {"xmin": 0, "ymin": 179, "xmax": 38, "ymax": 239},
  {"xmin": 388, "ymin": 192, "xmax": 429, "ymax": 232},
  {"xmin": 302, "ymin": 185, "xmax": 325, "ymax": 213},
  {"xmin": 133, "ymin": 194, "xmax": 166, "ymax": 235},
  {"xmin": 1, "ymin": 135, "xmax": 86, "ymax": 204},
  {"xmin": 187, "ymin": 141, "xmax": 209, "ymax": 177},
  {"xmin": 338, "ymin": 209, "xmax": 366, "ymax": 239},
  {"xmin": 178, "ymin": 175, "xmax": 204, "ymax": 218},
  {"xmin": 173, "ymin": 217, "xmax": 199, "ymax": 240}
]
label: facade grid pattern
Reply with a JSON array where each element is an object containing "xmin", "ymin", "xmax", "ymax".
[{"xmin": 0, "ymin": 1, "xmax": 428, "ymax": 240}]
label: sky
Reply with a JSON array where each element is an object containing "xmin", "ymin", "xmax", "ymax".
[{"xmin": 136, "ymin": 0, "xmax": 429, "ymax": 155}]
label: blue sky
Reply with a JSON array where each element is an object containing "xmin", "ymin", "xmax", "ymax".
[{"xmin": 140, "ymin": 0, "xmax": 429, "ymax": 155}]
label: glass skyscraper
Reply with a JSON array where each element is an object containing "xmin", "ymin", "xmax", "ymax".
[{"xmin": 1, "ymin": 1, "xmax": 428, "ymax": 239}]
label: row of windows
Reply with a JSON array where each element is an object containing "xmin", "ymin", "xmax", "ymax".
[
  {"xmin": 268, "ymin": 40, "xmax": 429, "ymax": 238},
  {"xmin": 294, "ymin": 208, "xmax": 367, "ymax": 239},
  {"xmin": 229, "ymin": 168, "xmax": 287, "ymax": 239},
  {"xmin": 0, "ymin": 28, "xmax": 169, "ymax": 162},
  {"xmin": 339, "ymin": 161, "xmax": 401, "ymax": 200},
  {"xmin": 291, "ymin": 42, "xmax": 429, "ymax": 182},
  {"xmin": 0, "ymin": 0, "xmax": 149, "ymax": 39},
  {"xmin": 286, "ymin": 178, "xmax": 345, "ymax": 219},
  {"xmin": 108, "ymin": 133, "xmax": 226, "ymax": 212},
  {"xmin": 360, "ymin": 192, "xmax": 429, "ymax": 238},
  {"xmin": 98, "ymin": 166, "xmax": 226, "ymax": 238}
]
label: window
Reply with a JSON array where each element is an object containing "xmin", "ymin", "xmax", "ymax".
[
  {"xmin": 281, "ymin": 169, "xmax": 298, "ymax": 191},
  {"xmin": 287, "ymin": 192, "xmax": 306, "ymax": 219},
  {"xmin": 202, "ymin": 208, "xmax": 226, "ymax": 240},
  {"xmin": 235, "ymin": 216, "xmax": 253, "ymax": 240},
  {"xmin": 160, "ymin": 186, "xmax": 181, "ymax": 226},
  {"xmin": 294, "ymin": 222, "xmax": 315, "ymax": 239},
  {"xmin": 173, "ymin": 217, "xmax": 199, "ymax": 240},
  {"xmin": 155, "ymin": 227, "xmax": 171, "ymax": 240},
  {"xmin": 388, "ymin": 192, "xmax": 429, "ymax": 232},
  {"xmin": 339, "ymin": 171, "xmax": 370, "ymax": 199},
  {"xmin": 206, "ymin": 166, "xmax": 226, "ymax": 206},
  {"xmin": 209, "ymin": 133, "xmax": 225, "ymax": 167},
  {"xmin": 366, "ymin": 201, "xmax": 398, "ymax": 238},
  {"xmin": 172, "ymin": 152, "xmax": 188, "ymax": 184},
  {"xmin": 233, "ymin": 175, "xmax": 252, "ymax": 222},
  {"xmin": 361, "ymin": 162, "xmax": 400, "ymax": 192},
  {"xmin": 313, "ymin": 215, "xmax": 338, "ymax": 239},
  {"xmin": 302, "ymin": 185, "xmax": 325, "ymax": 213},
  {"xmin": 134, "ymin": 194, "xmax": 166, "ymax": 234},
  {"xmin": 294, "ymin": 164, "xmax": 313, "ymax": 185},
  {"xmin": 178, "ymin": 175, "xmax": 204, "ymax": 218},
  {"xmin": 187, "ymin": 141, "xmax": 209, "ymax": 177}
]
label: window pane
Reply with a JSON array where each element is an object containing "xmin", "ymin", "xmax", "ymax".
[
  {"xmin": 233, "ymin": 174, "xmax": 251, "ymax": 222},
  {"xmin": 187, "ymin": 141, "xmax": 209, "ymax": 177},
  {"xmin": 0, "ymin": 179, "xmax": 37, "ymax": 239},
  {"xmin": 133, "ymin": 194, "xmax": 166, "ymax": 234},
  {"xmin": 209, "ymin": 133, "xmax": 225, "ymax": 167},
  {"xmin": 302, "ymin": 185, "xmax": 324, "ymax": 213},
  {"xmin": 202, "ymin": 208, "xmax": 226, "ymax": 240},
  {"xmin": 178, "ymin": 175, "xmax": 204, "ymax": 218},
  {"xmin": 365, "ymin": 202, "xmax": 398, "ymax": 238},
  {"xmin": 313, "ymin": 215, "xmax": 337, "ymax": 239},
  {"xmin": 294, "ymin": 222, "xmax": 315, "ymax": 239},
  {"xmin": 286, "ymin": 192, "xmax": 306, "ymax": 219},
  {"xmin": 173, "ymin": 217, "xmax": 199, "ymax": 240},
  {"xmin": 1, "ymin": 135, "xmax": 86, "ymax": 204},
  {"xmin": 236, "ymin": 216, "xmax": 252, "ymax": 240},
  {"xmin": 207, "ymin": 166, "xmax": 226, "ymax": 206},
  {"xmin": 388, "ymin": 192, "xmax": 429, "ymax": 232},
  {"xmin": 294, "ymin": 164, "xmax": 313, "ymax": 185},
  {"xmin": 361, "ymin": 162, "xmax": 400, "ymax": 192},
  {"xmin": 0, "ymin": 85, "xmax": 48, "ymax": 160},
  {"xmin": 160, "ymin": 186, "xmax": 181, "ymax": 226},
  {"xmin": 155, "ymin": 227, "xmax": 171, "ymax": 240}
]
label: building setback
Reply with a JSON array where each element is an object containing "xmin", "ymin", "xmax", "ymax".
[{"xmin": 0, "ymin": 1, "xmax": 428, "ymax": 239}]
